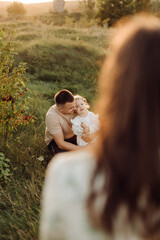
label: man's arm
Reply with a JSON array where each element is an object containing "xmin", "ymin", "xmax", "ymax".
[{"xmin": 53, "ymin": 132, "xmax": 81, "ymax": 151}]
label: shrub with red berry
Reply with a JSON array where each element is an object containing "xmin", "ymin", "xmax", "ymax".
[{"xmin": 0, "ymin": 28, "xmax": 34, "ymax": 140}]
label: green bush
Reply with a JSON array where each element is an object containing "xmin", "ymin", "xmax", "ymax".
[
  {"xmin": 7, "ymin": 2, "xmax": 27, "ymax": 17},
  {"xmin": 0, "ymin": 29, "xmax": 34, "ymax": 140},
  {"xmin": 96, "ymin": 0, "xmax": 152, "ymax": 27}
]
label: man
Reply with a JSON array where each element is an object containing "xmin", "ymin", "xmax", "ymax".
[
  {"xmin": 45, "ymin": 89, "xmax": 97, "ymax": 155},
  {"xmin": 45, "ymin": 89, "xmax": 79, "ymax": 155}
]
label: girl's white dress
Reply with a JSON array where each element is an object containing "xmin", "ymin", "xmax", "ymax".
[{"xmin": 71, "ymin": 111, "xmax": 100, "ymax": 146}]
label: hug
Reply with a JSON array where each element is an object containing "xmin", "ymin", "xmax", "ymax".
[{"xmin": 45, "ymin": 89, "xmax": 99, "ymax": 155}]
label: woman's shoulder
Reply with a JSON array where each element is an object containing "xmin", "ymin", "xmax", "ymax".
[
  {"xmin": 48, "ymin": 150, "xmax": 96, "ymax": 176},
  {"xmin": 46, "ymin": 150, "xmax": 96, "ymax": 197}
]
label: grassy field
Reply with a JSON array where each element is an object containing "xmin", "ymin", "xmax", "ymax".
[{"xmin": 0, "ymin": 18, "xmax": 112, "ymax": 240}]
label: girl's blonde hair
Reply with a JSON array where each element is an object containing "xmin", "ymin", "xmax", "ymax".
[{"xmin": 74, "ymin": 95, "xmax": 90, "ymax": 108}]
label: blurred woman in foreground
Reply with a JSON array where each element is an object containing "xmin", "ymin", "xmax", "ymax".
[{"xmin": 40, "ymin": 15, "xmax": 160, "ymax": 240}]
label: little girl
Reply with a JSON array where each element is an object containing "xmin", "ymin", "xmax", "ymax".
[{"xmin": 71, "ymin": 95, "xmax": 100, "ymax": 146}]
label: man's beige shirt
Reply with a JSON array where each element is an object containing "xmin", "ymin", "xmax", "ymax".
[{"xmin": 45, "ymin": 105, "xmax": 75, "ymax": 145}]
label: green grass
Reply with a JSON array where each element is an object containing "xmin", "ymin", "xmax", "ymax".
[{"xmin": 0, "ymin": 18, "xmax": 111, "ymax": 240}]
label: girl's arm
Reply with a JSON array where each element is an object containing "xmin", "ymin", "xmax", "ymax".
[
  {"xmin": 81, "ymin": 122, "xmax": 90, "ymax": 134},
  {"xmin": 81, "ymin": 116, "xmax": 100, "ymax": 134},
  {"xmin": 71, "ymin": 119, "xmax": 84, "ymax": 136}
]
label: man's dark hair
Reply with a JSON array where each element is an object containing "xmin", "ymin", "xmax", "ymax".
[{"xmin": 54, "ymin": 89, "xmax": 74, "ymax": 106}]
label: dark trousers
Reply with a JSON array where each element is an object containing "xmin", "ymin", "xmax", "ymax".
[{"xmin": 48, "ymin": 135, "xmax": 77, "ymax": 156}]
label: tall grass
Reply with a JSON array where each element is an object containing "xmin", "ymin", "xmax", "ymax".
[{"xmin": 0, "ymin": 18, "xmax": 111, "ymax": 240}]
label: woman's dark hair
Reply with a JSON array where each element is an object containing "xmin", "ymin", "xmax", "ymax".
[
  {"xmin": 54, "ymin": 89, "xmax": 74, "ymax": 106},
  {"xmin": 88, "ymin": 15, "xmax": 160, "ymax": 237}
]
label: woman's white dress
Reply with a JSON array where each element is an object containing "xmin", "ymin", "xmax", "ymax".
[{"xmin": 40, "ymin": 150, "xmax": 144, "ymax": 240}]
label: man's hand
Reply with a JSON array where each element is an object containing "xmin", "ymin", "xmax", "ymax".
[
  {"xmin": 81, "ymin": 133, "xmax": 97, "ymax": 143},
  {"xmin": 81, "ymin": 122, "xmax": 90, "ymax": 134},
  {"xmin": 81, "ymin": 122, "xmax": 97, "ymax": 143}
]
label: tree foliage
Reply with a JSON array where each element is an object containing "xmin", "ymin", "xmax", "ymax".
[
  {"xmin": 96, "ymin": 0, "xmax": 133, "ymax": 27},
  {"xmin": 134, "ymin": 0, "xmax": 152, "ymax": 13},
  {"xmin": 96, "ymin": 0, "xmax": 152, "ymax": 27},
  {"xmin": 151, "ymin": 0, "xmax": 160, "ymax": 15},
  {"xmin": 79, "ymin": 0, "xmax": 96, "ymax": 19},
  {"xmin": 7, "ymin": 1, "xmax": 27, "ymax": 17}
]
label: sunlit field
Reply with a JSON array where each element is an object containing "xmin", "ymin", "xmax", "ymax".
[
  {"xmin": 0, "ymin": 15, "xmax": 113, "ymax": 240},
  {"xmin": 0, "ymin": 1, "xmax": 80, "ymax": 16}
]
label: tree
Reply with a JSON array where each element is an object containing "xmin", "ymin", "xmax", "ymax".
[
  {"xmin": 96, "ymin": 0, "xmax": 134, "ymax": 27},
  {"xmin": 53, "ymin": 0, "xmax": 65, "ymax": 13},
  {"xmin": 151, "ymin": 0, "xmax": 160, "ymax": 15},
  {"xmin": 79, "ymin": 0, "xmax": 96, "ymax": 19},
  {"xmin": 7, "ymin": 1, "xmax": 27, "ymax": 17},
  {"xmin": 96, "ymin": 0, "xmax": 152, "ymax": 27},
  {"xmin": 134, "ymin": 0, "xmax": 152, "ymax": 13}
]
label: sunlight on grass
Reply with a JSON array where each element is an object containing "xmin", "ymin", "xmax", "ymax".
[{"xmin": 0, "ymin": 18, "xmax": 112, "ymax": 240}]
